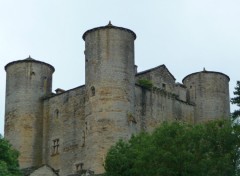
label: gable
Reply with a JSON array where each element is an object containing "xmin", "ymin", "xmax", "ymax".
[
  {"xmin": 29, "ymin": 165, "xmax": 58, "ymax": 176},
  {"xmin": 136, "ymin": 65, "xmax": 176, "ymax": 91}
]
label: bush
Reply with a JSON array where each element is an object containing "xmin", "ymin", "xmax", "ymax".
[
  {"xmin": 138, "ymin": 79, "xmax": 153, "ymax": 89},
  {"xmin": 0, "ymin": 135, "xmax": 22, "ymax": 176}
]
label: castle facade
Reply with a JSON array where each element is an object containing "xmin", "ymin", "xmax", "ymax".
[{"xmin": 4, "ymin": 23, "xmax": 230, "ymax": 175}]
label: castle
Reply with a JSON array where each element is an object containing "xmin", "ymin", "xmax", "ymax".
[{"xmin": 4, "ymin": 23, "xmax": 230, "ymax": 176}]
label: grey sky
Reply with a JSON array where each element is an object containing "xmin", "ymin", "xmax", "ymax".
[{"xmin": 0, "ymin": 0, "xmax": 239, "ymax": 134}]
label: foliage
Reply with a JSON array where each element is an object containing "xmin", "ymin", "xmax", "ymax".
[
  {"xmin": 138, "ymin": 79, "xmax": 153, "ymax": 89},
  {"xmin": 0, "ymin": 135, "xmax": 22, "ymax": 176},
  {"xmin": 104, "ymin": 120, "xmax": 240, "ymax": 176},
  {"xmin": 231, "ymin": 81, "xmax": 240, "ymax": 120}
]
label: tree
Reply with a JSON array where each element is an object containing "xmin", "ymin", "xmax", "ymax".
[
  {"xmin": 104, "ymin": 120, "xmax": 240, "ymax": 176},
  {"xmin": 231, "ymin": 81, "xmax": 240, "ymax": 120},
  {"xmin": 0, "ymin": 135, "xmax": 22, "ymax": 176}
]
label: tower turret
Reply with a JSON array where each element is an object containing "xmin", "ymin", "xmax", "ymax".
[
  {"xmin": 4, "ymin": 56, "xmax": 54, "ymax": 168},
  {"xmin": 182, "ymin": 70, "xmax": 230, "ymax": 123},
  {"xmin": 83, "ymin": 23, "xmax": 136, "ymax": 173}
]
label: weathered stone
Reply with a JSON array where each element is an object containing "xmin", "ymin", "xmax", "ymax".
[{"xmin": 4, "ymin": 24, "xmax": 230, "ymax": 176}]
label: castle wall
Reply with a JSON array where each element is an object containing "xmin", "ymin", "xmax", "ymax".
[
  {"xmin": 183, "ymin": 71, "xmax": 230, "ymax": 122},
  {"xmin": 42, "ymin": 86, "xmax": 85, "ymax": 176},
  {"xmin": 135, "ymin": 85, "xmax": 194, "ymax": 132},
  {"xmin": 175, "ymin": 83, "xmax": 187, "ymax": 102},
  {"xmin": 3, "ymin": 24, "xmax": 231, "ymax": 176},
  {"xmin": 4, "ymin": 59, "xmax": 54, "ymax": 168},
  {"xmin": 83, "ymin": 24, "xmax": 137, "ymax": 173}
]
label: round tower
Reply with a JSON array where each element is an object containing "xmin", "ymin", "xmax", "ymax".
[
  {"xmin": 83, "ymin": 22, "xmax": 136, "ymax": 173},
  {"xmin": 4, "ymin": 56, "xmax": 54, "ymax": 168},
  {"xmin": 182, "ymin": 70, "xmax": 230, "ymax": 123}
]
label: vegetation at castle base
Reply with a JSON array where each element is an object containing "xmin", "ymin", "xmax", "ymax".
[
  {"xmin": 104, "ymin": 120, "xmax": 240, "ymax": 176},
  {"xmin": 0, "ymin": 135, "xmax": 22, "ymax": 176},
  {"xmin": 231, "ymin": 81, "xmax": 240, "ymax": 120},
  {"xmin": 138, "ymin": 79, "xmax": 153, "ymax": 89}
]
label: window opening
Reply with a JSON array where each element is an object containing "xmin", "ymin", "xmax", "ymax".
[
  {"xmin": 162, "ymin": 83, "xmax": 166, "ymax": 89},
  {"xmin": 76, "ymin": 163, "xmax": 84, "ymax": 172},
  {"xmin": 91, "ymin": 86, "xmax": 95, "ymax": 96},
  {"xmin": 55, "ymin": 109, "xmax": 59, "ymax": 118},
  {"xmin": 52, "ymin": 139, "xmax": 59, "ymax": 155},
  {"xmin": 31, "ymin": 71, "xmax": 35, "ymax": 76}
]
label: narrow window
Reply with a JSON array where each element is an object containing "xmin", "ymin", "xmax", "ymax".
[
  {"xmin": 162, "ymin": 83, "xmax": 166, "ymax": 89},
  {"xmin": 91, "ymin": 86, "xmax": 95, "ymax": 96},
  {"xmin": 55, "ymin": 109, "xmax": 59, "ymax": 118},
  {"xmin": 52, "ymin": 139, "xmax": 60, "ymax": 155},
  {"xmin": 43, "ymin": 76, "xmax": 48, "ymax": 93}
]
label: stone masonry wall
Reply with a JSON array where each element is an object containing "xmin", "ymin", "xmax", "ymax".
[
  {"xmin": 41, "ymin": 84, "xmax": 194, "ymax": 176},
  {"xmin": 43, "ymin": 86, "xmax": 86, "ymax": 176},
  {"xmin": 183, "ymin": 71, "xmax": 230, "ymax": 122},
  {"xmin": 135, "ymin": 85, "xmax": 194, "ymax": 132},
  {"xmin": 4, "ymin": 24, "xmax": 231, "ymax": 176},
  {"xmin": 83, "ymin": 26, "xmax": 136, "ymax": 174},
  {"xmin": 5, "ymin": 60, "xmax": 54, "ymax": 168}
]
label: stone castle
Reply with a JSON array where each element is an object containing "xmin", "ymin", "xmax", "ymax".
[{"xmin": 4, "ymin": 23, "xmax": 230, "ymax": 176}]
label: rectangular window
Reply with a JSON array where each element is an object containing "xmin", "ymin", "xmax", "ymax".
[
  {"xmin": 52, "ymin": 139, "xmax": 59, "ymax": 155},
  {"xmin": 75, "ymin": 163, "xmax": 84, "ymax": 172}
]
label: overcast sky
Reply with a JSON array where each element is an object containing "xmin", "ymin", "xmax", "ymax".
[{"xmin": 0, "ymin": 0, "xmax": 239, "ymax": 135}]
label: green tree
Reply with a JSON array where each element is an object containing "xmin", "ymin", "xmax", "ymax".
[
  {"xmin": 104, "ymin": 120, "xmax": 240, "ymax": 176},
  {"xmin": 0, "ymin": 135, "xmax": 22, "ymax": 176},
  {"xmin": 231, "ymin": 81, "xmax": 240, "ymax": 120}
]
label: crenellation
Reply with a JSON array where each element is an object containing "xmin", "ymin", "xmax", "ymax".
[{"xmin": 4, "ymin": 23, "xmax": 230, "ymax": 176}]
